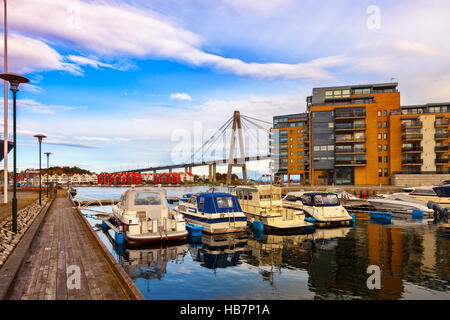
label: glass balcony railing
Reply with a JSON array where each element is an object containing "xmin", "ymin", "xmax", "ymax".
[
  {"xmin": 435, "ymin": 132, "xmax": 449, "ymax": 139},
  {"xmin": 401, "ymin": 121, "xmax": 422, "ymax": 129},
  {"xmin": 435, "ymin": 158, "xmax": 448, "ymax": 164},
  {"xmin": 335, "ymin": 111, "xmax": 366, "ymax": 118},
  {"xmin": 435, "ymin": 145, "xmax": 449, "ymax": 152},
  {"xmin": 335, "ymin": 160, "xmax": 367, "ymax": 166},
  {"xmin": 335, "ymin": 136, "xmax": 366, "ymax": 142},
  {"xmin": 402, "ymin": 158, "xmax": 423, "ymax": 165},
  {"xmin": 435, "ymin": 119, "xmax": 449, "ymax": 127},
  {"xmin": 335, "ymin": 123, "xmax": 366, "ymax": 130},
  {"xmin": 335, "ymin": 147, "xmax": 366, "ymax": 153},
  {"xmin": 402, "ymin": 133, "xmax": 423, "ymax": 140},
  {"xmin": 402, "ymin": 146, "xmax": 423, "ymax": 152}
]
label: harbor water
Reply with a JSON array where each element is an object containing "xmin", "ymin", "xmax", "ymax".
[{"xmin": 75, "ymin": 186, "xmax": 450, "ymax": 300}]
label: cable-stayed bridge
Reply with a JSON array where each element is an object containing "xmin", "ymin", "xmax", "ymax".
[{"xmin": 117, "ymin": 111, "xmax": 273, "ymax": 184}]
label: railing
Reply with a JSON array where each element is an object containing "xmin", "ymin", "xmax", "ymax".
[
  {"xmin": 402, "ymin": 146, "xmax": 423, "ymax": 152},
  {"xmin": 335, "ymin": 123, "xmax": 366, "ymax": 130},
  {"xmin": 435, "ymin": 145, "xmax": 449, "ymax": 151},
  {"xmin": 435, "ymin": 119, "xmax": 449, "ymax": 127},
  {"xmin": 335, "ymin": 111, "xmax": 366, "ymax": 118},
  {"xmin": 402, "ymin": 134, "xmax": 423, "ymax": 140},
  {"xmin": 401, "ymin": 122, "xmax": 422, "ymax": 129},
  {"xmin": 435, "ymin": 158, "xmax": 449, "ymax": 164},
  {"xmin": 402, "ymin": 159, "xmax": 423, "ymax": 165},
  {"xmin": 435, "ymin": 132, "xmax": 449, "ymax": 139},
  {"xmin": 335, "ymin": 136, "xmax": 366, "ymax": 142},
  {"xmin": 335, "ymin": 160, "xmax": 366, "ymax": 165},
  {"xmin": 335, "ymin": 147, "xmax": 366, "ymax": 154}
]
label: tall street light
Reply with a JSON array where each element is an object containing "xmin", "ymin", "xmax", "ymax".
[
  {"xmin": 3, "ymin": 0, "xmax": 8, "ymax": 204},
  {"xmin": 0, "ymin": 72, "xmax": 29, "ymax": 233},
  {"xmin": 44, "ymin": 152, "xmax": 51, "ymax": 198},
  {"xmin": 34, "ymin": 134, "xmax": 46, "ymax": 206}
]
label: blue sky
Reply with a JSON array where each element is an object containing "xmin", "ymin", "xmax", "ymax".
[{"xmin": 1, "ymin": 0, "xmax": 450, "ymax": 177}]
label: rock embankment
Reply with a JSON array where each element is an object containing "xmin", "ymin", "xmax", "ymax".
[{"xmin": 0, "ymin": 197, "xmax": 49, "ymax": 267}]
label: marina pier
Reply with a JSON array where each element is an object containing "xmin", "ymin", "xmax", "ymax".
[{"xmin": 0, "ymin": 192, "xmax": 143, "ymax": 300}]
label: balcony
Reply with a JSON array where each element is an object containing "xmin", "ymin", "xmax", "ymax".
[
  {"xmin": 335, "ymin": 160, "xmax": 367, "ymax": 166},
  {"xmin": 401, "ymin": 121, "xmax": 422, "ymax": 129},
  {"xmin": 402, "ymin": 133, "xmax": 423, "ymax": 141},
  {"xmin": 402, "ymin": 158, "xmax": 423, "ymax": 165},
  {"xmin": 435, "ymin": 145, "xmax": 449, "ymax": 152},
  {"xmin": 335, "ymin": 136, "xmax": 366, "ymax": 143},
  {"xmin": 435, "ymin": 119, "xmax": 449, "ymax": 127},
  {"xmin": 335, "ymin": 111, "xmax": 366, "ymax": 119},
  {"xmin": 402, "ymin": 146, "xmax": 423, "ymax": 153},
  {"xmin": 435, "ymin": 132, "xmax": 449, "ymax": 140},
  {"xmin": 334, "ymin": 123, "xmax": 366, "ymax": 131},
  {"xmin": 335, "ymin": 147, "xmax": 366, "ymax": 154},
  {"xmin": 435, "ymin": 158, "xmax": 449, "ymax": 164}
]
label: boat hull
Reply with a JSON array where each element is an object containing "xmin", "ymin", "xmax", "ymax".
[
  {"xmin": 368, "ymin": 199, "xmax": 434, "ymax": 216},
  {"xmin": 124, "ymin": 230, "xmax": 188, "ymax": 245},
  {"xmin": 243, "ymin": 211, "xmax": 313, "ymax": 233},
  {"xmin": 178, "ymin": 211, "xmax": 248, "ymax": 234}
]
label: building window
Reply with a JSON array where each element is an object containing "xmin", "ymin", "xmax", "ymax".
[
  {"xmin": 383, "ymin": 122, "xmax": 387, "ymax": 128},
  {"xmin": 379, "ymin": 168, "xmax": 382, "ymax": 177},
  {"xmin": 290, "ymin": 137, "xmax": 293, "ymax": 141},
  {"xmin": 378, "ymin": 122, "xmax": 382, "ymax": 128},
  {"xmin": 300, "ymin": 144, "xmax": 303, "ymax": 148},
  {"xmin": 378, "ymin": 133, "xmax": 382, "ymax": 140},
  {"xmin": 384, "ymin": 145, "xmax": 388, "ymax": 151},
  {"xmin": 378, "ymin": 145, "xmax": 382, "ymax": 151},
  {"xmin": 384, "ymin": 168, "xmax": 388, "ymax": 177},
  {"xmin": 290, "ymin": 130, "xmax": 292, "ymax": 134},
  {"xmin": 383, "ymin": 110, "xmax": 387, "ymax": 116},
  {"xmin": 297, "ymin": 144, "xmax": 301, "ymax": 148},
  {"xmin": 297, "ymin": 129, "xmax": 300, "ymax": 134},
  {"xmin": 379, "ymin": 156, "xmax": 382, "ymax": 163},
  {"xmin": 290, "ymin": 144, "xmax": 293, "ymax": 149},
  {"xmin": 290, "ymin": 152, "xmax": 293, "ymax": 156},
  {"xmin": 377, "ymin": 111, "xmax": 381, "ymax": 117},
  {"xmin": 384, "ymin": 156, "xmax": 388, "ymax": 163},
  {"xmin": 384, "ymin": 133, "xmax": 388, "ymax": 140}
]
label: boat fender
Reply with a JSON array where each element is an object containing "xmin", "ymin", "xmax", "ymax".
[
  {"xmin": 253, "ymin": 220, "xmax": 264, "ymax": 231},
  {"xmin": 115, "ymin": 231, "xmax": 124, "ymax": 244}
]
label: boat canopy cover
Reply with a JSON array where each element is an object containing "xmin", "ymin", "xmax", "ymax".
[
  {"xmin": 299, "ymin": 192, "xmax": 340, "ymax": 207},
  {"xmin": 433, "ymin": 185, "xmax": 450, "ymax": 197},
  {"xmin": 194, "ymin": 192, "xmax": 242, "ymax": 214}
]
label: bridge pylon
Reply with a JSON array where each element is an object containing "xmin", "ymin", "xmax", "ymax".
[{"xmin": 226, "ymin": 110, "xmax": 247, "ymax": 185}]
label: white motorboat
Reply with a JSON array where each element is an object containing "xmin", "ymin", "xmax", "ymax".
[
  {"xmin": 368, "ymin": 193, "xmax": 434, "ymax": 216},
  {"xmin": 112, "ymin": 188, "xmax": 188, "ymax": 244},
  {"xmin": 283, "ymin": 191, "xmax": 353, "ymax": 227},
  {"xmin": 408, "ymin": 185, "xmax": 450, "ymax": 209},
  {"xmin": 174, "ymin": 192, "xmax": 247, "ymax": 234},
  {"xmin": 235, "ymin": 185, "xmax": 313, "ymax": 232}
]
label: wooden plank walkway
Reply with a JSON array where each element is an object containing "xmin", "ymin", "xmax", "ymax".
[{"xmin": 7, "ymin": 196, "xmax": 141, "ymax": 300}]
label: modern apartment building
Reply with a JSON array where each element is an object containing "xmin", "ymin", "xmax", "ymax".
[
  {"xmin": 271, "ymin": 113, "xmax": 309, "ymax": 184},
  {"xmin": 272, "ymin": 82, "xmax": 450, "ymax": 185}
]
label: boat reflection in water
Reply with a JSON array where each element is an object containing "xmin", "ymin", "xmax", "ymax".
[
  {"xmin": 189, "ymin": 232, "xmax": 248, "ymax": 270},
  {"xmin": 110, "ymin": 240, "xmax": 188, "ymax": 293}
]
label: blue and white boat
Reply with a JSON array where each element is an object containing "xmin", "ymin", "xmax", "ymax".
[{"xmin": 174, "ymin": 192, "xmax": 247, "ymax": 234}]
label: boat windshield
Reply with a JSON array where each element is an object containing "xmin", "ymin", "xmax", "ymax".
[
  {"xmin": 134, "ymin": 192, "xmax": 161, "ymax": 205},
  {"xmin": 313, "ymin": 194, "xmax": 340, "ymax": 206},
  {"xmin": 216, "ymin": 196, "xmax": 234, "ymax": 208}
]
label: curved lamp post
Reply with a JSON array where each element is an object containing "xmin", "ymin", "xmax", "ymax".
[
  {"xmin": 0, "ymin": 72, "xmax": 29, "ymax": 233},
  {"xmin": 33, "ymin": 134, "xmax": 47, "ymax": 206},
  {"xmin": 44, "ymin": 152, "xmax": 51, "ymax": 198}
]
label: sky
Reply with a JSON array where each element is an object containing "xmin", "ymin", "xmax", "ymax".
[{"xmin": 1, "ymin": 0, "xmax": 450, "ymax": 178}]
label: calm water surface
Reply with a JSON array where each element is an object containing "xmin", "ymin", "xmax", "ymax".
[{"xmin": 75, "ymin": 186, "xmax": 450, "ymax": 300}]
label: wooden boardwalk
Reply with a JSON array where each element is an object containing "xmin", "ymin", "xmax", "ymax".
[{"xmin": 7, "ymin": 196, "xmax": 142, "ymax": 300}]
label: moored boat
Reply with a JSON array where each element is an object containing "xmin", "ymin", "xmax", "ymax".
[
  {"xmin": 408, "ymin": 185, "xmax": 450, "ymax": 209},
  {"xmin": 367, "ymin": 193, "xmax": 434, "ymax": 216},
  {"xmin": 174, "ymin": 192, "xmax": 247, "ymax": 234},
  {"xmin": 283, "ymin": 191, "xmax": 353, "ymax": 227},
  {"xmin": 235, "ymin": 185, "xmax": 313, "ymax": 232},
  {"xmin": 111, "ymin": 188, "xmax": 188, "ymax": 244}
]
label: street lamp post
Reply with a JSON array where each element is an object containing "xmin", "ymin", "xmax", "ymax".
[
  {"xmin": 44, "ymin": 152, "xmax": 51, "ymax": 198},
  {"xmin": 34, "ymin": 134, "xmax": 47, "ymax": 206},
  {"xmin": 0, "ymin": 72, "xmax": 29, "ymax": 233}
]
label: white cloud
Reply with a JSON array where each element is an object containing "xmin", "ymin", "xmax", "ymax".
[
  {"xmin": 15, "ymin": 99, "xmax": 87, "ymax": 114},
  {"xmin": 7, "ymin": 0, "xmax": 348, "ymax": 79},
  {"xmin": 170, "ymin": 93, "xmax": 192, "ymax": 101}
]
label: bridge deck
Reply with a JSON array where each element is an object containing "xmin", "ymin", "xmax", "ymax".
[{"xmin": 8, "ymin": 196, "xmax": 142, "ymax": 300}]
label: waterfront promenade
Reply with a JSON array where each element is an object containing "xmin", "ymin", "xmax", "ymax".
[{"xmin": 2, "ymin": 194, "xmax": 143, "ymax": 300}]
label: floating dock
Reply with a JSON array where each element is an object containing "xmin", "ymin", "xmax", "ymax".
[{"xmin": 0, "ymin": 194, "xmax": 144, "ymax": 300}]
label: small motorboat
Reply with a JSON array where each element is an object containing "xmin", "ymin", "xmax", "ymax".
[
  {"xmin": 111, "ymin": 188, "xmax": 188, "ymax": 244},
  {"xmin": 408, "ymin": 185, "xmax": 450, "ymax": 209},
  {"xmin": 235, "ymin": 185, "xmax": 313, "ymax": 232},
  {"xmin": 174, "ymin": 192, "xmax": 247, "ymax": 234},
  {"xmin": 283, "ymin": 191, "xmax": 353, "ymax": 227},
  {"xmin": 368, "ymin": 193, "xmax": 434, "ymax": 216}
]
